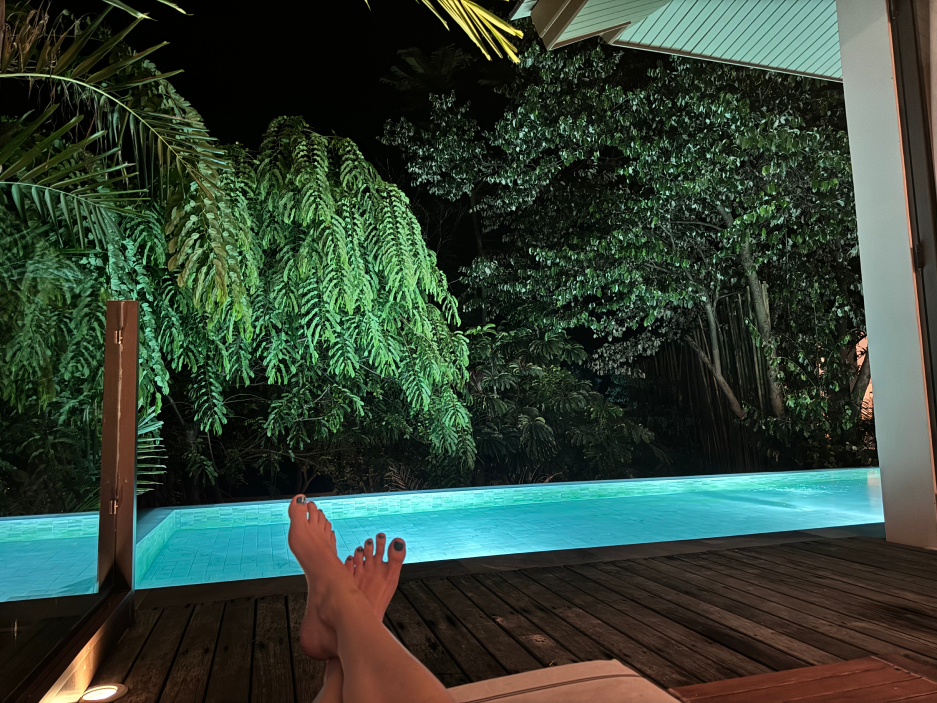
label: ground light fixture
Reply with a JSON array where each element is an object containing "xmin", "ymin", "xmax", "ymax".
[{"xmin": 77, "ymin": 684, "xmax": 129, "ymax": 702}]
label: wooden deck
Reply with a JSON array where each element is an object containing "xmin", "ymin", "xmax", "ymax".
[{"xmin": 93, "ymin": 536, "xmax": 937, "ymax": 702}]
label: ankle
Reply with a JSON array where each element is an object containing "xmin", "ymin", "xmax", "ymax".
[
  {"xmin": 323, "ymin": 584, "xmax": 369, "ymax": 628},
  {"xmin": 324, "ymin": 658, "xmax": 342, "ymax": 681}
]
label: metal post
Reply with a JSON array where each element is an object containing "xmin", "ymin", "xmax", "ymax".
[{"xmin": 97, "ymin": 301, "xmax": 138, "ymax": 594}]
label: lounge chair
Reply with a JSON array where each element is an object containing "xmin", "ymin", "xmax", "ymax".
[{"xmin": 448, "ymin": 659, "xmax": 680, "ymax": 702}]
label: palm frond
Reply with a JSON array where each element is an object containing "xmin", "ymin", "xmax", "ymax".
[
  {"xmin": 375, "ymin": 0, "xmax": 522, "ymax": 63},
  {"xmin": 1, "ymin": 2, "xmax": 247, "ymax": 314}
]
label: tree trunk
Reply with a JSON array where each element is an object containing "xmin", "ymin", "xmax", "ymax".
[
  {"xmin": 717, "ymin": 204, "xmax": 786, "ymax": 418},
  {"xmin": 685, "ymin": 334, "xmax": 747, "ymax": 420},
  {"xmin": 850, "ymin": 349, "xmax": 872, "ymax": 421},
  {"xmin": 470, "ymin": 188, "xmax": 487, "ymax": 324},
  {"xmin": 703, "ymin": 298, "xmax": 722, "ymax": 377}
]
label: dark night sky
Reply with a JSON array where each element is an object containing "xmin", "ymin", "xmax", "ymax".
[{"xmin": 124, "ymin": 0, "xmax": 484, "ymax": 155}]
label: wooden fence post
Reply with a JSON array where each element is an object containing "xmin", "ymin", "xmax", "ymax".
[{"xmin": 97, "ymin": 301, "xmax": 139, "ymax": 595}]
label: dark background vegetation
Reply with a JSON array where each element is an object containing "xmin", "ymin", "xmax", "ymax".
[{"xmin": 0, "ymin": 0, "xmax": 876, "ymax": 513}]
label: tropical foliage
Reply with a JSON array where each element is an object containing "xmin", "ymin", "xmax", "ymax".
[
  {"xmin": 0, "ymin": 2, "xmax": 475, "ymax": 513},
  {"xmin": 385, "ymin": 35, "xmax": 873, "ymax": 468},
  {"xmin": 462, "ymin": 326, "xmax": 658, "ymax": 484},
  {"xmin": 1, "ymin": 3, "xmax": 875, "ymax": 515}
]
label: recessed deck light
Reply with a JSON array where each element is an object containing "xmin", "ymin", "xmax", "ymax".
[{"xmin": 78, "ymin": 684, "xmax": 128, "ymax": 702}]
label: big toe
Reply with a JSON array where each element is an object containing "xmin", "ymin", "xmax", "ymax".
[
  {"xmin": 388, "ymin": 538, "xmax": 407, "ymax": 569},
  {"xmin": 289, "ymin": 495, "xmax": 308, "ymax": 522}
]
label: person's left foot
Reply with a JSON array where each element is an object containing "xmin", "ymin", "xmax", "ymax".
[
  {"xmin": 288, "ymin": 495, "xmax": 360, "ymax": 660},
  {"xmin": 343, "ymin": 532, "xmax": 407, "ymax": 618}
]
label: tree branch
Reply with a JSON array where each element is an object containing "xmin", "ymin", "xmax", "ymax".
[{"xmin": 685, "ymin": 334, "xmax": 747, "ymax": 419}]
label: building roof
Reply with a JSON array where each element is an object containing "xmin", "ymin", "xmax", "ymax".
[{"xmin": 511, "ymin": 0, "xmax": 842, "ymax": 81}]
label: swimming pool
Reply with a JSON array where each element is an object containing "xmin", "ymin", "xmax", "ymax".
[{"xmin": 0, "ymin": 468, "xmax": 883, "ymax": 601}]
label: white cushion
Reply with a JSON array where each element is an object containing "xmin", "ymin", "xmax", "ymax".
[{"xmin": 447, "ymin": 659, "xmax": 681, "ymax": 703}]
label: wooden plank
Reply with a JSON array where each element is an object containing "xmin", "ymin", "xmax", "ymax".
[
  {"xmin": 122, "ymin": 604, "xmax": 194, "ymax": 703},
  {"xmin": 835, "ymin": 678, "xmax": 937, "ymax": 701},
  {"xmin": 252, "ymin": 596, "xmax": 294, "ymax": 703},
  {"xmin": 635, "ymin": 557, "xmax": 867, "ymax": 661},
  {"xmin": 399, "ymin": 581, "xmax": 506, "ymax": 683},
  {"xmin": 533, "ymin": 566, "xmax": 738, "ymax": 683},
  {"xmin": 612, "ymin": 560, "xmax": 828, "ymax": 667},
  {"xmin": 474, "ymin": 572, "xmax": 614, "ymax": 663},
  {"xmin": 204, "ymin": 598, "xmax": 255, "ymax": 703},
  {"xmin": 809, "ymin": 537, "xmax": 937, "ymax": 570},
  {"xmin": 784, "ymin": 542, "xmax": 937, "ymax": 595},
  {"xmin": 699, "ymin": 552, "xmax": 937, "ymax": 659},
  {"xmin": 159, "ymin": 601, "xmax": 224, "ymax": 703},
  {"xmin": 775, "ymin": 542, "xmax": 937, "ymax": 593},
  {"xmin": 92, "ymin": 606, "xmax": 163, "ymax": 684},
  {"xmin": 666, "ymin": 553, "xmax": 918, "ymax": 660},
  {"xmin": 877, "ymin": 652, "xmax": 937, "ymax": 682},
  {"xmin": 715, "ymin": 549, "xmax": 937, "ymax": 639},
  {"xmin": 449, "ymin": 575, "xmax": 579, "ymax": 668},
  {"xmin": 752, "ymin": 546, "xmax": 937, "ymax": 616},
  {"xmin": 499, "ymin": 570, "xmax": 697, "ymax": 688},
  {"xmin": 882, "ymin": 694, "xmax": 937, "ymax": 703},
  {"xmin": 587, "ymin": 561, "xmax": 806, "ymax": 671},
  {"xmin": 385, "ymin": 590, "xmax": 469, "ymax": 687},
  {"xmin": 670, "ymin": 658, "xmax": 935, "ymax": 703},
  {"xmin": 288, "ymin": 592, "xmax": 327, "ymax": 703},
  {"xmin": 848, "ymin": 537, "xmax": 937, "ymax": 569},
  {"xmin": 424, "ymin": 578, "xmax": 542, "ymax": 675},
  {"xmin": 137, "ymin": 575, "xmax": 307, "ymax": 609},
  {"xmin": 684, "ymin": 668, "xmax": 925, "ymax": 703},
  {"xmin": 724, "ymin": 550, "xmax": 937, "ymax": 645},
  {"xmin": 744, "ymin": 541, "xmax": 937, "ymax": 597},
  {"xmin": 671, "ymin": 657, "xmax": 888, "ymax": 701},
  {"xmin": 564, "ymin": 564, "xmax": 769, "ymax": 678}
]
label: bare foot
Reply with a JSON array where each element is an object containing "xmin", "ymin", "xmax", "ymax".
[
  {"xmin": 287, "ymin": 495, "xmax": 361, "ymax": 660},
  {"xmin": 343, "ymin": 532, "xmax": 407, "ymax": 618}
]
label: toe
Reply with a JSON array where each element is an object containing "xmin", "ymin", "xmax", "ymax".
[
  {"xmin": 364, "ymin": 538, "xmax": 375, "ymax": 560},
  {"xmin": 289, "ymin": 495, "xmax": 308, "ymax": 522},
  {"xmin": 318, "ymin": 510, "xmax": 333, "ymax": 534},
  {"xmin": 344, "ymin": 555, "xmax": 355, "ymax": 575},
  {"xmin": 353, "ymin": 546, "xmax": 365, "ymax": 570},
  {"xmin": 374, "ymin": 533, "xmax": 386, "ymax": 561},
  {"xmin": 388, "ymin": 538, "xmax": 406, "ymax": 568}
]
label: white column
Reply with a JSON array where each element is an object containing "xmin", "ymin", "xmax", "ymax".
[{"xmin": 837, "ymin": 0, "xmax": 937, "ymax": 547}]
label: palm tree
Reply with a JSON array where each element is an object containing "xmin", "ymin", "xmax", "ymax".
[
  {"xmin": 406, "ymin": 0, "xmax": 522, "ymax": 62},
  {"xmin": 0, "ymin": 0, "xmax": 521, "ymax": 315}
]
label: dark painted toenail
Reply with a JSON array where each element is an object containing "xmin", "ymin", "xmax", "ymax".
[
  {"xmin": 377, "ymin": 533, "xmax": 385, "ymax": 538},
  {"xmin": 366, "ymin": 539, "xmax": 372, "ymax": 545},
  {"xmin": 296, "ymin": 496, "xmax": 305, "ymax": 504},
  {"xmin": 356, "ymin": 547, "xmax": 363, "ymax": 553},
  {"xmin": 394, "ymin": 540, "xmax": 404, "ymax": 551}
]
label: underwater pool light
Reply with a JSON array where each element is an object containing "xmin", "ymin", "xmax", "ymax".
[{"xmin": 78, "ymin": 683, "xmax": 128, "ymax": 702}]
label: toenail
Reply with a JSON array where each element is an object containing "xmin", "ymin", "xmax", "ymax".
[
  {"xmin": 366, "ymin": 539, "xmax": 372, "ymax": 545},
  {"xmin": 377, "ymin": 533, "xmax": 385, "ymax": 538},
  {"xmin": 356, "ymin": 547, "xmax": 363, "ymax": 553},
  {"xmin": 296, "ymin": 496, "xmax": 305, "ymax": 504},
  {"xmin": 394, "ymin": 540, "xmax": 404, "ymax": 551}
]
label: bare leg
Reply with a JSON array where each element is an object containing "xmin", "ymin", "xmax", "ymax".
[
  {"xmin": 313, "ymin": 659, "xmax": 343, "ymax": 703},
  {"xmin": 314, "ymin": 533, "xmax": 407, "ymax": 703},
  {"xmin": 289, "ymin": 496, "xmax": 452, "ymax": 703}
]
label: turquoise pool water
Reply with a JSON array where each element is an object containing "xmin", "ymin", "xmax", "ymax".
[{"xmin": 0, "ymin": 468, "xmax": 883, "ymax": 601}]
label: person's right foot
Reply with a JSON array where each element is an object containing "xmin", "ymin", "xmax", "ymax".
[{"xmin": 343, "ymin": 532, "xmax": 407, "ymax": 618}]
